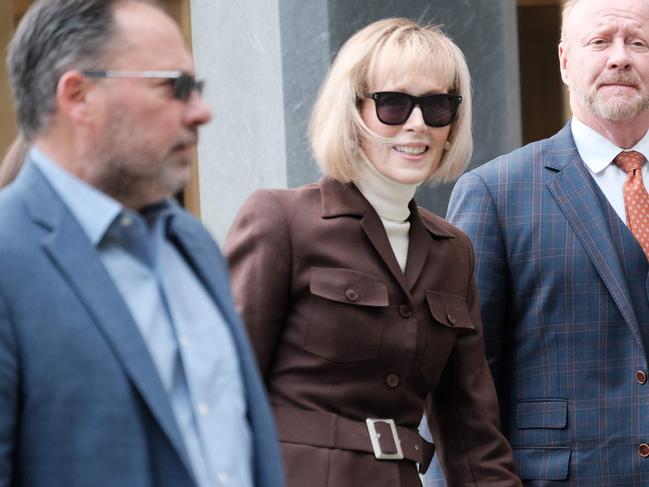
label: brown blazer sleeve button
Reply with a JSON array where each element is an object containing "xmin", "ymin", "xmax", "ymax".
[
  {"xmin": 637, "ymin": 371, "xmax": 647, "ymax": 384},
  {"xmin": 639, "ymin": 443, "xmax": 649, "ymax": 457},
  {"xmin": 447, "ymin": 313, "xmax": 456, "ymax": 325},
  {"xmin": 398, "ymin": 304, "xmax": 412, "ymax": 318},
  {"xmin": 344, "ymin": 288, "xmax": 359, "ymax": 302},
  {"xmin": 386, "ymin": 373, "xmax": 400, "ymax": 388}
]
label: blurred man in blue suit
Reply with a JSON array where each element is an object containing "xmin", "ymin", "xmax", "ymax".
[
  {"xmin": 0, "ymin": 1, "xmax": 284, "ymax": 486},
  {"xmin": 445, "ymin": 0, "xmax": 649, "ymax": 485}
]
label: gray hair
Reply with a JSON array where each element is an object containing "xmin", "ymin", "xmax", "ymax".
[{"xmin": 7, "ymin": 0, "xmax": 155, "ymax": 140}]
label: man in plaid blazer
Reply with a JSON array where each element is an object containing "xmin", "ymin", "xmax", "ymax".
[{"xmin": 445, "ymin": 0, "xmax": 649, "ymax": 484}]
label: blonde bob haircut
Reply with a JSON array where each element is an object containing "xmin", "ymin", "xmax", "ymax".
[{"xmin": 309, "ymin": 17, "xmax": 472, "ymax": 184}]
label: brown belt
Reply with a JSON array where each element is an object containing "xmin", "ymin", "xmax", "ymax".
[{"xmin": 274, "ymin": 406, "xmax": 435, "ymax": 474}]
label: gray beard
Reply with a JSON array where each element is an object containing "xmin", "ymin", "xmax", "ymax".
[{"xmin": 577, "ymin": 83, "xmax": 649, "ymax": 121}]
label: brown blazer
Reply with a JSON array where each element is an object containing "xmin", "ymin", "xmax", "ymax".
[{"xmin": 224, "ymin": 177, "xmax": 520, "ymax": 487}]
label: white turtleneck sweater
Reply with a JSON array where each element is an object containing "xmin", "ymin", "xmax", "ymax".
[{"xmin": 353, "ymin": 163, "xmax": 418, "ymax": 273}]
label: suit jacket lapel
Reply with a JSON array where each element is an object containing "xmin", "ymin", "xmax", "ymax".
[
  {"xmin": 404, "ymin": 203, "xmax": 433, "ymax": 288},
  {"xmin": 359, "ymin": 212, "xmax": 412, "ymax": 295},
  {"xmin": 403, "ymin": 202, "xmax": 455, "ymax": 289},
  {"xmin": 320, "ymin": 177, "xmax": 412, "ymax": 296},
  {"xmin": 166, "ymin": 214, "xmax": 242, "ymax": 330},
  {"xmin": 167, "ymin": 214, "xmax": 288, "ymax": 487},
  {"xmin": 545, "ymin": 127, "xmax": 641, "ymax": 345},
  {"xmin": 166, "ymin": 216, "xmax": 261, "ymax": 391},
  {"xmin": 20, "ymin": 163, "xmax": 193, "ymax": 475}
]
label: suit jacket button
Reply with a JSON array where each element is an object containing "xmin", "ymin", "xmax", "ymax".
[
  {"xmin": 447, "ymin": 313, "xmax": 457, "ymax": 325},
  {"xmin": 386, "ymin": 373, "xmax": 400, "ymax": 388},
  {"xmin": 639, "ymin": 443, "xmax": 649, "ymax": 457},
  {"xmin": 345, "ymin": 288, "xmax": 359, "ymax": 302},
  {"xmin": 398, "ymin": 304, "xmax": 412, "ymax": 318},
  {"xmin": 637, "ymin": 371, "xmax": 647, "ymax": 384}
]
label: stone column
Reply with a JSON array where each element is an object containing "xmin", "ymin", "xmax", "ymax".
[{"xmin": 191, "ymin": 0, "xmax": 521, "ymax": 242}]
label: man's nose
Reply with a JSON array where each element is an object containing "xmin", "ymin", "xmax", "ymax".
[
  {"xmin": 607, "ymin": 39, "xmax": 633, "ymax": 71},
  {"xmin": 185, "ymin": 91, "xmax": 212, "ymax": 126}
]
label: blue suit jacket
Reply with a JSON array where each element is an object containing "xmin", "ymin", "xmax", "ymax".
[
  {"xmin": 0, "ymin": 161, "xmax": 284, "ymax": 487},
  {"xmin": 445, "ymin": 123, "xmax": 649, "ymax": 485}
]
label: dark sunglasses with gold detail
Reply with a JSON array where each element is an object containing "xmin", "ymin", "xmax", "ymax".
[{"xmin": 368, "ymin": 91, "xmax": 462, "ymax": 127}]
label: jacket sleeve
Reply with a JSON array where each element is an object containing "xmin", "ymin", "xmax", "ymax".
[
  {"xmin": 223, "ymin": 190, "xmax": 292, "ymax": 377},
  {"xmin": 425, "ymin": 171, "xmax": 520, "ymax": 486},
  {"xmin": 0, "ymin": 291, "xmax": 17, "ymax": 487},
  {"xmin": 446, "ymin": 171, "xmax": 511, "ymax": 393}
]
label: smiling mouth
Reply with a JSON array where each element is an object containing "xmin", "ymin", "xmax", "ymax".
[{"xmin": 394, "ymin": 145, "xmax": 429, "ymax": 155}]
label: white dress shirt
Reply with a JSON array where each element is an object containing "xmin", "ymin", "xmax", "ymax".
[{"xmin": 572, "ymin": 116, "xmax": 649, "ymax": 225}]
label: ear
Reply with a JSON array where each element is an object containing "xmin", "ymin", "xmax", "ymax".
[
  {"xmin": 56, "ymin": 70, "xmax": 98, "ymax": 126},
  {"xmin": 558, "ymin": 42, "xmax": 570, "ymax": 87}
]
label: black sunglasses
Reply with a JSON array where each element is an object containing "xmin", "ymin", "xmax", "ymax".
[
  {"xmin": 82, "ymin": 70, "xmax": 204, "ymax": 101},
  {"xmin": 369, "ymin": 91, "xmax": 462, "ymax": 127}
]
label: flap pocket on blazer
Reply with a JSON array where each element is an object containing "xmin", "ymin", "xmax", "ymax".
[
  {"xmin": 309, "ymin": 267, "xmax": 389, "ymax": 307},
  {"xmin": 516, "ymin": 399, "xmax": 568, "ymax": 429},
  {"xmin": 425, "ymin": 291, "xmax": 474, "ymax": 329},
  {"xmin": 306, "ymin": 267, "xmax": 388, "ymax": 362},
  {"xmin": 513, "ymin": 447, "xmax": 571, "ymax": 480}
]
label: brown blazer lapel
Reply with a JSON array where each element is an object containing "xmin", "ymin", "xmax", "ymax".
[
  {"xmin": 404, "ymin": 208, "xmax": 431, "ymax": 289},
  {"xmin": 359, "ymin": 210, "xmax": 412, "ymax": 295},
  {"xmin": 407, "ymin": 206, "xmax": 456, "ymax": 289},
  {"xmin": 320, "ymin": 177, "xmax": 413, "ymax": 297}
]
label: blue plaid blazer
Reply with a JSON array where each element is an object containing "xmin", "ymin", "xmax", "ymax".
[{"xmin": 444, "ymin": 123, "xmax": 649, "ymax": 486}]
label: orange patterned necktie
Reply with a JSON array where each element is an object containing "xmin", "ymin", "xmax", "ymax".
[{"xmin": 614, "ymin": 150, "xmax": 649, "ymax": 260}]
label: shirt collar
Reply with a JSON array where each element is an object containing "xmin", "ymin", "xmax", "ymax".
[
  {"xmin": 31, "ymin": 148, "xmax": 181, "ymax": 245},
  {"xmin": 571, "ymin": 116, "xmax": 649, "ymax": 173},
  {"xmin": 30, "ymin": 147, "xmax": 122, "ymax": 246}
]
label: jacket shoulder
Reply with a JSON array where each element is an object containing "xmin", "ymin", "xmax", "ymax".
[
  {"xmin": 417, "ymin": 206, "xmax": 473, "ymax": 247},
  {"xmin": 470, "ymin": 125, "xmax": 573, "ymax": 182},
  {"xmin": 473, "ymin": 138, "xmax": 548, "ymax": 179},
  {"xmin": 244, "ymin": 181, "xmax": 320, "ymax": 206}
]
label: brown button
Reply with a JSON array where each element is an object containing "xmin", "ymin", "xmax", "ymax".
[
  {"xmin": 386, "ymin": 373, "xmax": 400, "ymax": 388},
  {"xmin": 345, "ymin": 288, "xmax": 359, "ymax": 302},
  {"xmin": 447, "ymin": 313, "xmax": 457, "ymax": 325},
  {"xmin": 637, "ymin": 371, "xmax": 647, "ymax": 384},
  {"xmin": 398, "ymin": 304, "xmax": 412, "ymax": 318},
  {"xmin": 639, "ymin": 443, "xmax": 649, "ymax": 457}
]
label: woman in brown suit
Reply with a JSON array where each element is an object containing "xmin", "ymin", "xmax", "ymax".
[{"xmin": 224, "ymin": 18, "xmax": 520, "ymax": 487}]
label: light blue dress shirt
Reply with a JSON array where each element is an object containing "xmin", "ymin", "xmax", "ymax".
[{"xmin": 31, "ymin": 148, "xmax": 252, "ymax": 487}]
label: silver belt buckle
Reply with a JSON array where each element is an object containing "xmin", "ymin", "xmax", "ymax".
[{"xmin": 366, "ymin": 418, "xmax": 404, "ymax": 460}]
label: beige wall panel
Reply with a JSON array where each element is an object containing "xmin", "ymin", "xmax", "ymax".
[
  {"xmin": 1, "ymin": 0, "xmax": 17, "ymax": 157},
  {"xmin": 2, "ymin": 0, "xmax": 32, "ymax": 157}
]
